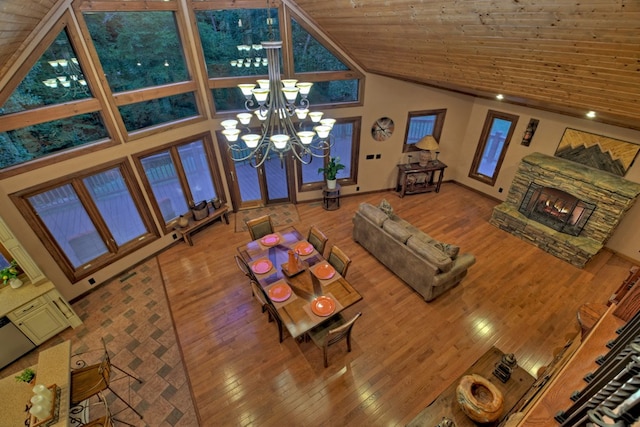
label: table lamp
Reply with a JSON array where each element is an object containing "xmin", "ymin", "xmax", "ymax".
[{"xmin": 415, "ymin": 135, "xmax": 440, "ymax": 167}]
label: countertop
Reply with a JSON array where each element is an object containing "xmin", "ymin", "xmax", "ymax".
[
  {"xmin": 0, "ymin": 340, "xmax": 71, "ymax": 427},
  {"xmin": 0, "ymin": 279, "xmax": 54, "ymax": 317}
]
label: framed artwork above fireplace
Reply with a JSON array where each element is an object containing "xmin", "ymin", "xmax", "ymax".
[{"xmin": 555, "ymin": 128, "xmax": 640, "ymax": 177}]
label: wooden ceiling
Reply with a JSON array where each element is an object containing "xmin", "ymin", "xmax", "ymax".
[{"xmin": 1, "ymin": 0, "xmax": 639, "ymax": 130}]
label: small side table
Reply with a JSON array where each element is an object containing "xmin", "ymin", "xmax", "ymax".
[
  {"xmin": 396, "ymin": 161, "xmax": 447, "ymax": 198},
  {"xmin": 322, "ymin": 184, "xmax": 341, "ymax": 211}
]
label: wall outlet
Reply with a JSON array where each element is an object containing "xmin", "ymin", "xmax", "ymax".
[
  {"xmin": 366, "ymin": 154, "xmax": 374, "ymax": 160},
  {"xmin": 88, "ymin": 278, "xmax": 96, "ymax": 285},
  {"xmin": 356, "ymin": 186, "xmax": 360, "ymax": 191},
  {"xmin": 498, "ymin": 187, "xmax": 503, "ymax": 193},
  {"xmin": 172, "ymin": 233, "xmax": 178, "ymax": 240},
  {"xmin": 375, "ymin": 154, "xmax": 381, "ymax": 159}
]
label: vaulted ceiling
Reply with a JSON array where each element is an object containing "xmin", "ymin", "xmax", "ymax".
[{"xmin": 1, "ymin": 0, "xmax": 639, "ymax": 130}]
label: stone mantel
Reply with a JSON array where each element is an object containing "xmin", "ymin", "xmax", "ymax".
[{"xmin": 491, "ymin": 152, "xmax": 640, "ymax": 268}]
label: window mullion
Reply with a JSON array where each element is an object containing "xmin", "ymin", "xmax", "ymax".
[
  {"xmin": 71, "ymin": 179, "xmax": 118, "ymax": 253},
  {"xmin": 170, "ymin": 147, "xmax": 194, "ymax": 206}
]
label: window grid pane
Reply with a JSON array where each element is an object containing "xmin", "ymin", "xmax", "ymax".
[
  {"xmin": 83, "ymin": 168, "xmax": 148, "ymax": 246},
  {"xmin": 118, "ymin": 92, "xmax": 198, "ymax": 132},
  {"xmin": 141, "ymin": 152, "xmax": 189, "ymax": 222},
  {"xmin": 0, "ymin": 112, "xmax": 109, "ymax": 169},
  {"xmin": 1, "ymin": 29, "xmax": 91, "ymax": 116},
  {"xmin": 477, "ymin": 118, "xmax": 512, "ymax": 178},
  {"xmin": 178, "ymin": 141, "xmax": 217, "ymax": 204},
  {"xmin": 84, "ymin": 11, "xmax": 189, "ymax": 93},
  {"xmin": 28, "ymin": 184, "xmax": 108, "ymax": 268}
]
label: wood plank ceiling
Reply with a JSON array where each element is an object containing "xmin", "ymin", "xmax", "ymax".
[
  {"xmin": 0, "ymin": 0, "xmax": 639, "ymax": 130},
  {"xmin": 294, "ymin": 0, "xmax": 640, "ymax": 130}
]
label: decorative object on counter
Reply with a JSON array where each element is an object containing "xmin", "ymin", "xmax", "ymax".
[
  {"xmin": 318, "ymin": 156, "xmax": 345, "ymax": 190},
  {"xmin": 414, "ymin": 134, "xmax": 440, "ymax": 166},
  {"xmin": 493, "ymin": 353, "xmax": 518, "ymax": 383},
  {"xmin": 456, "ymin": 374, "xmax": 504, "ymax": 423},
  {"xmin": 1, "ymin": 260, "xmax": 22, "ymax": 288},
  {"xmin": 212, "ymin": 197, "xmax": 222, "ymax": 209},
  {"xmin": 190, "ymin": 200, "xmax": 208, "ymax": 221},
  {"xmin": 28, "ymin": 383, "xmax": 59, "ymax": 426},
  {"xmin": 15, "ymin": 367, "xmax": 36, "ymax": 384}
]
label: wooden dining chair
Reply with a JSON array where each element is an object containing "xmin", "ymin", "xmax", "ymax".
[
  {"xmin": 327, "ymin": 245, "xmax": 352, "ymax": 278},
  {"xmin": 250, "ymin": 280, "xmax": 285, "ymax": 342},
  {"xmin": 70, "ymin": 338, "xmax": 144, "ymax": 420},
  {"xmin": 307, "ymin": 226, "xmax": 328, "ymax": 256},
  {"xmin": 235, "ymin": 255, "xmax": 256, "ymax": 284},
  {"xmin": 246, "ymin": 215, "xmax": 274, "ymax": 240},
  {"xmin": 308, "ymin": 312, "xmax": 362, "ymax": 368},
  {"xmin": 81, "ymin": 391, "xmax": 136, "ymax": 427}
]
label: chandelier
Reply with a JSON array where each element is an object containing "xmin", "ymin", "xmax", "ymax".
[{"xmin": 220, "ymin": 11, "xmax": 334, "ymax": 168}]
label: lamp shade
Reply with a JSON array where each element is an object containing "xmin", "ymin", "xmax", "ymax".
[{"xmin": 415, "ymin": 135, "xmax": 440, "ymax": 151}]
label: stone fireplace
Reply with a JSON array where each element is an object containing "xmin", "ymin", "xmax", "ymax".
[{"xmin": 490, "ymin": 152, "xmax": 640, "ymax": 268}]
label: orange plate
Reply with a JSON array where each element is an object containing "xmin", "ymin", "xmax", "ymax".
[
  {"xmin": 260, "ymin": 234, "xmax": 280, "ymax": 247},
  {"xmin": 311, "ymin": 296, "xmax": 336, "ymax": 317},
  {"xmin": 314, "ymin": 263, "xmax": 336, "ymax": 280},
  {"xmin": 268, "ymin": 283, "xmax": 292, "ymax": 302},
  {"xmin": 294, "ymin": 242, "xmax": 314, "ymax": 256},
  {"xmin": 252, "ymin": 258, "xmax": 273, "ymax": 274}
]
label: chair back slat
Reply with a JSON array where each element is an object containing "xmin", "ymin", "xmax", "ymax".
[
  {"xmin": 328, "ymin": 245, "xmax": 351, "ymax": 277},
  {"xmin": 307, "ymin": 226, "xmax": 328, "ymax": 255},
  {"xmin": 246, "ymin": 215, "xmax": 274, "ymax": 240}
]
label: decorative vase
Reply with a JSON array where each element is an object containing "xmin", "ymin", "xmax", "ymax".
[
  {"xmin": 212, "ymin": 198, "xmax": 222, "ymax": 209},
  {"xmin": 326, "ymin": 179, "xmax": 337, "ymax": 190},
  {"xmin": 177, "ymin": 215, "xmax": 189, "ymax": 228},
  {"xmin": 9, "ymin": 277, "xmax": 23, "ymax": 289}
]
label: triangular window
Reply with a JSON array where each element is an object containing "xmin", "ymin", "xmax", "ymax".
[
  {"xmin": 291, "ymin": 18, "xmax": 348, "ymax": 73},
  {"xmin": 1, "ymin": 29, "xmax": 92, "ymax": 116}
]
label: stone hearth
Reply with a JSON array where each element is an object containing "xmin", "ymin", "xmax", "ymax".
[{"xmin": 490, "ymin": 152, "xmax": 640, "ymax": 268}]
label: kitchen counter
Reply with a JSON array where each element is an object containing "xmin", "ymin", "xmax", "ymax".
[
  {"xmin": 0, "ymin": 279, "xmax": 54, "ymax": 317},
  {"xmin": 0, "ymin": 340, "xmax": 71, "ymax": 427}
]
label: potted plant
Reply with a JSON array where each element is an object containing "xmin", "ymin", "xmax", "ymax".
[
  {"xmin": 317, "ymin": 157, "xmax": 345, "ymax": 190},
  {"xmin": 15, "ymin": 367, "xmax": 36, "ymax": 384},
  {"xmin": 0, "ymin": 260, "xmax": 23, "ymax": 289}
]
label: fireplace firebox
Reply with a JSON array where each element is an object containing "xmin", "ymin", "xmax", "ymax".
[{"xmin": 518, "ymin": 183, "xmax": 596, "ymax": 236}]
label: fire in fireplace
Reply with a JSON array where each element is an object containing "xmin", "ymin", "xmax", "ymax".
[{"xmin": 518, "ymin": 183, "xmax": 596, "ymax": 236}]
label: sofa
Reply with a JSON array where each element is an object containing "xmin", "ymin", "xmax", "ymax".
[{"xmin": 352, "ymin": 201, "xmax": 476, "ymax": 301}]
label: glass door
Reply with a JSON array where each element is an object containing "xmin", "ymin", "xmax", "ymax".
[{"xmin": 219, "ymin": 137, "xmax": 293, "ymax": 210}]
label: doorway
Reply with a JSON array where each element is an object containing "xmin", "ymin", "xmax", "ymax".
[{"xmin": 218, "ymin": 139, "xmax": 295, "ymax": 210}]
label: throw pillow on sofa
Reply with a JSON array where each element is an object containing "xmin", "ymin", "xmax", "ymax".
[
  {"xmin": 378, "ymin": 199, "xmax": 395, "ymax": 218},
  {"xmin": 434, "ymin": 241, "xmax": 460, "ymax": 260},
  {"xmin": 358, "ymin": 203, "xmax": 388, "ymax": 227},
  {"xmin": 406, "ymin": 236, "xmax": 453, "ymax": 272}
]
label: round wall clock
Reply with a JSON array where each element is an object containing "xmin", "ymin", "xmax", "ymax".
[{"xmin": 371, "ymin": 117, "xmax": 394, "ymax": 141}]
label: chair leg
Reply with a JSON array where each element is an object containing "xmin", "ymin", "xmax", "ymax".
[
  {"xmin": 112, "ymin": 416, "xmax": 138, "ymax": 426},
  {"xmin": 323, "ymin": 347, "xmax": 329, "ymax": 368},
  {"xmin": 108, "ymin": 386, "xmax": 144, "ymax": 420},
  {"xmin": 111, "ymin": 363, "xmax": 144, "ymax": 384}
]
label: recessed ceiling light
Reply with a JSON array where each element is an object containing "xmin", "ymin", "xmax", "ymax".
[
  {"xmin": 496, "ymin": 94, "xmax": 504, "ymax": 100},
  {"xmin": 586, "ymin": 111, "xmax": 596, "ymax": 118}
]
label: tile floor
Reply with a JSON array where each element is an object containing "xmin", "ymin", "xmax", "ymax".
[{"xmin": 0, "ymin": 258, "xmax": 198, "ymax": 426}]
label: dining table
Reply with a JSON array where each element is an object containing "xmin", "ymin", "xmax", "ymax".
[{"xmin": 237, "ymin": 226, "xmax": 362, "ymax": 339}]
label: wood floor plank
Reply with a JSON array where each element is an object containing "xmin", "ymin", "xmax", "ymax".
[{"xmin": 157, "ymin": 183, "xmax": 635, "ymax": 425}]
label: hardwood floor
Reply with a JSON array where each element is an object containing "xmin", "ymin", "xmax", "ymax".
[{"xmin": 157, "ymin": 183, "xmax": 634, "ymax": 426}]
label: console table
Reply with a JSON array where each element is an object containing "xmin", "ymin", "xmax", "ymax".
[
  {"xmin": 175, "ymin": 205, "xmax": 229, "ymax": 246},
  {"xmin": 396, "ymin": 161, "xmax": 447, "ymax": 197}
]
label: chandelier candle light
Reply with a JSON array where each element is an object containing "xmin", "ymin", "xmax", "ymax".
[{"xmin": 221, "ymin": 36, "xmax": 334, "ymax": 167}]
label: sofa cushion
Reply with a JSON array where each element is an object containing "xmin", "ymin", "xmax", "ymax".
[
  {"xmin": 407, "ymin": 236, "xmax": 453, "ymax": 272},
  {"xmin": 358, "ymin": 203, "xmax": 388, "ymax": 227},
  {"xmin": 434, "ymin": 241, "xmax": 460, "ymax": 260},
  {"xmin": 383, "ymin": 219, "xmax": 412, "ymax": 243},
  {"xmin": 378, "ymin": 199, "xmax": 395, "ymax": 218}
]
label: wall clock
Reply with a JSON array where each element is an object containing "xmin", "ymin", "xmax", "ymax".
[{"xmin": 371, "ymin": 117, "xmax": 394, "ymax": 141}]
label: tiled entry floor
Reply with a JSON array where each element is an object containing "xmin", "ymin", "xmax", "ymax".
[{"xmin": 0, "ymin": 258, "xmax": 198, "ymax": 426}]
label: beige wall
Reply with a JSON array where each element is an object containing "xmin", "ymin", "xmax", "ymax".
[{"xmin": 1, "ymin": 72, "xmax": 639, "ymax": 301}]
